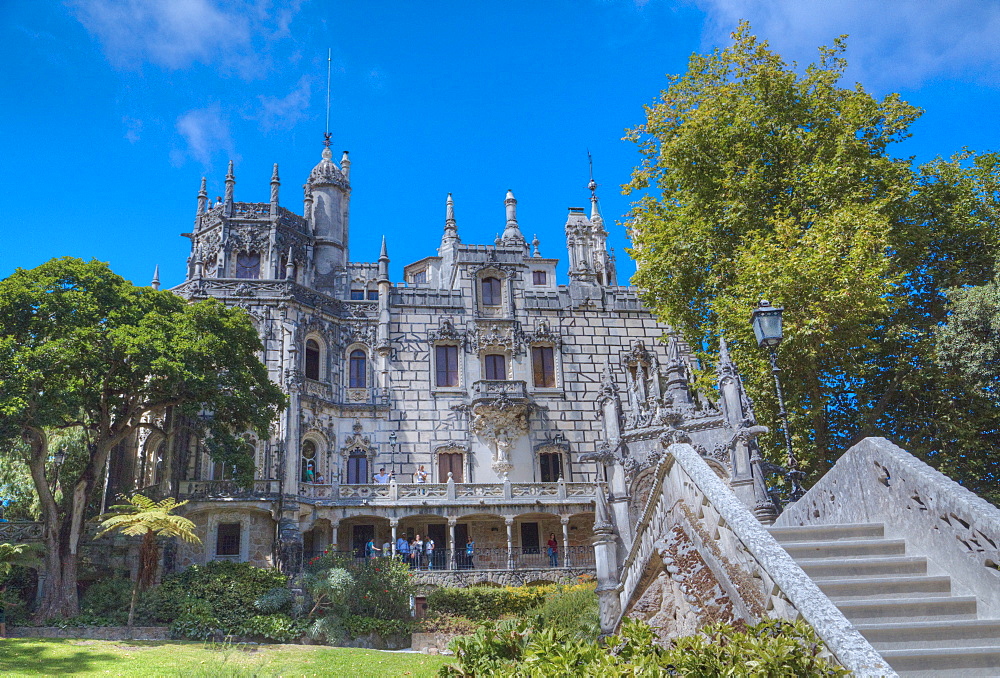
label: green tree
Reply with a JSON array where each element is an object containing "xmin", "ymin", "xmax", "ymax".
[
  {"xmin": 0, "ymin": 257, "xmax": 286, "ymax": 619},
  {"xmin": 96, "ymin": 494, "xmax": 200, "ymax": 633},
  {"xmin": 0, "ymin": 543, "xmax": 41, "ymax": 580},
  {"xmin": 625, "ymin": 24, "xmax": 1000, "ymax": 486}
]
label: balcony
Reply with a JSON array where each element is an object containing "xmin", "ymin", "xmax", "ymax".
[
  {"xmin": 297, "ymin": 480, "xmax": 598, "ymax": 505},
  {"xmin": 471, "ymin": 380, "xmax": 529, "ymax": 404},
  {"xmin": 178, "ymin": 479, "xmax": 280, "ymax": 500},
  {"xmin": 311, "ymin": 545, "xmax": 596, "ymax": 571}
]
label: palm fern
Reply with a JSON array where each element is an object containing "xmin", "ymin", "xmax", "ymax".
[
  {"xmin": 97, "ymin": 494, "xmax": 202, "ymax": 633},
  {"xmin": 0, "ymin": 542, "xmax": 42, "ymax": 580}
]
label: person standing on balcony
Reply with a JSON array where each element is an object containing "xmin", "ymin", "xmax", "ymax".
[
  {"xmin": 396, "ymin": 535, "xmax": 410, "ymax": 563},
  {"xmin": 374, "ymin": 468, "xmax": 391, "ymax": 484},
  {"xmin": 425, "ymin": 537, "xmax": 435, "ymax": 569},
  {"xmin": 414, "ymin": 465, "xmax": 428, "ymax": 483},
  {"xmin": 464, "ymin": 538, "xmax": 475, "ymax": 570},
  {"xmin": 305, "ymin": 461, "xmax": 315, "ymax": 483},
  {"xmin": 411, "ymin": 534, "xmax": 424, "ymax": 570},
  {"xmin": 315, "ymin": 473, "xmax": 325, "ymax": 484},
  {"xmin": 547, "ymin": 533, "xmax": 559, "ymax": 567}
]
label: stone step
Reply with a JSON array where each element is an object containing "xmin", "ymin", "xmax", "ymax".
[
  {"xmin": 880, "ymin": 646, "xmax": 1000, "ymax": 677},
  {"xmin": 781, "ymin": 538, "xmax": 906, "ymax": 560},
  {"xmin": 767, "ymin": 523, "xmax": 885, "ymax": 543},
  {"xmin": 835, "ymin": 595, "xmax": 978, "ymax": 623},
  {"xmin": 856, "ymin": 619, "xmax": 1000, "ymax": 651},
  {"xmin": 796, "ymin": 555, "xmax": 928, "ymax": 580},
  {"xmin": 817, "ymin": 574, "xmax": 952, "ymax": 600}
]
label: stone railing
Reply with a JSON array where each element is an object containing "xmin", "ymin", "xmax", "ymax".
[
  {"xmin": 179, "ymin": 479, "xmax": 280, "ymax": 499},
  {"xmin": 298, "ymin": 480, "xmax": 596, "ymax": 504},
  {"xmin": 0, "ymin": 521, "xmax": 44, "ymax": 542},
  {"xmin": 776, "ymin": 436, "xmax": 1000, "ymax": 617},
  {"xmin": 472, "ymin": 380, "xmax": 529, "ymax": 402},
  {"xmin": 616, "ymin": 443, "xmax": 893, "ymax": 677}
]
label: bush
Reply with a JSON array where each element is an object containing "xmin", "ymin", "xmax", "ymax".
[
  {"xmin": 427, "ymin": 586, "xmax": 549, "ymax": 620},
  {"xmin": 439, "ymin": 617, "xmax": 851, "ymax": 677},
  {"xmin": 253, "ymin": 586, "xmax": 293, "ymax": 615},
  {"xmin": 417, "ymin": 612, "xmax": 479, "ymax": 637},
  {"xmin": 141, "ymin": 561, "xmax": 287, "ymax": 627},
  {"xmin": 234, "ymin": 614, "xmax": 310, "ymax": 643},
  {"xmin": 78, "ymin": 578, "xmax": 132, "ymax": 625},
  {"xmin": 525, "ymin": 582, "xmax": 599, "ymax": 641},
  {"xmin": 341, "ymin": 615, "xmax": 414, "ymax": 639}
]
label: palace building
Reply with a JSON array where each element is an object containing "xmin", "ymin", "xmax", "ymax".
[{"xmin": 117, "ymin": 142, "xmax": 774, "ymax": 584}]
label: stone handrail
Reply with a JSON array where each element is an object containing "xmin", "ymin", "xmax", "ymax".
[
  {"xmin": 324, "ymin": 481, "xmax": 596, "ymax": 503},
  {"xmin": 776, "ymin": 436, "xmax": 1000, "ymax": 616},
  {"xmin": 0, "ymin": 521, "xmax": 44, "ymax": 542},
  {"xmin": 617, "ymin": 443, "xmax": 894, "ymax": 677},
  {"xmin": 179, "ymin": 479, "xmax": 279, "ymax": 499}
]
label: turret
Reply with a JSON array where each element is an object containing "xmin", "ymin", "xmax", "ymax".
[
  {"xmin": 270, "ymin": 163, "xmax": 280, "ymax": 215},
  {"xmin": 376, "ymin": 237, "xmax": 391, "ymax": 354},
  {"xmin": 307, "ymin": 146, "xmax": 351, "ymax": 293},
  {"xmin": 499, "ymin": 190, "xmax": 527, "ymax": 252},
  {"xmin": 151, "ymin": 265, "xmax": 160, "ymax": 290},
  {"xmin": 223, "ymin": 160, "xmax": 235, "ymax": 216},
  {"xmin": 442, "ymin": 193, "xmax": 459, "ymax": 246}
]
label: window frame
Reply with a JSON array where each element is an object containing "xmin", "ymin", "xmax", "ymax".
[
  {"xmin": 531, "ymin": 345, "xmax": 556, "ymax": 388},
  {"xmin": 349, "ymin": 349, "xmax": 367, "ymax": 388},
  {"xmin": 235, "ymin": 251, "xmax": 261, "ymax": 279},
  {"xmin": 305, "ymin": 338, "xmax": 321, "ymax": 380},
  {"xmin": 532, "ymin": 270, "xmax": 547, "ymax": 285},
  {"xmin": 435, "ymin": 344, "xmax": 461, "ymax": 388},
  {"xmin": 539, "ymin": 451, "xmax": 563, "ymax": 482},
  {"xmin": 216, "ymin": 522, "xmax": 241, "ymax": 557},
  {"xmin": 481, "ymin": 276, "xmax": 502, "ymax": 306},
  {"xmin": 483, "ymin": 353, "xmax": 507, "ymax": 381},
  {"xmin": 346, "ymin": 451, "xmax": 369, "ymax": 484}
]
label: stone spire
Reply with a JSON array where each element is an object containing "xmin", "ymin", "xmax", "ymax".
[
  {"xmin": 196, "ymin": 177, "xmax": 208, "ymax": 215},
  {"xmin": 151, "ymin": 265, "xmax": 160, "ymax": 290},
  {"xmin": 285, "ymin": 246, "xmax": 295, "ymax": 281},
  {"xmin": 270, "ymin": 163, "xmax": 280, "ymax": 206},
  {"xmin": 500, "ymin": 189, "xmax": 527, "ymax": 250},
  {"xmin": 442, "ymin": 193, "xmax": 460, "ymax": 245},
  {"xmin": 224, "ymin": 161, "xmax": 235, "ymax": 205},
  {"xmin": 341, "ymin": 151, "xmax": 351, "ymax": 180},
  {"xmin": 378, "ymin": 236, "xmax": 390, "ymax": 282}
]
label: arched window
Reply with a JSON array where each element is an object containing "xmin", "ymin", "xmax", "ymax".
[
  {"xmin": 481, "ymin": 277, "xmax": 501, "ymax": 306},
  {"xmin": 349, "ymin": 349, "xmax": 367, "ymax": 388},
  {"xmin": 301, "ymin": 440, "xmax": 317, "ymax": 483},
  {"xmin": 305, "ymin": 339, "xmax": 321, "ymax": 380},
  {"xmin": 347, "ymin": 450, "xmax": 368, "ymax": 484},
  {"xmin": 236, "ymin": 251, "xmax": 261, "ymax": 279}
]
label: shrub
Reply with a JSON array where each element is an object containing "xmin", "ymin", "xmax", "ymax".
[
  {"xmin": 525, "ymin": 582, "xmax": 599, "ymax": 641},
  {"xmin": 234, "ymin": 614, "xmax": 310, "ymax": 643},
  {"xmin": 78, "ymin": 578, "xmax": 133, "ymax": 625},
  {"xmin": 142, "ymin": 561, "xmax": 287, "ymax": 626},
  {"xmin": 341, "ymin": 614, "xmax": 414, "ymax": 639},
  {"xmin": 439, "ymin": 617, "xmax": 851, "ymax": 677},
  {"xmin": 427, "ymin": 586, "xmax": 548, "ymax": 620},
  {"xmin": 417, "ymin": 612, "xmax": 479, "ymax": 636},
  {"xmin": 253, "ymin": 586, "xmax": 293, "ymax": 614}
]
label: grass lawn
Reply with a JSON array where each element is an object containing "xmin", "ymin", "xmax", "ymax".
[{"xmin": 0, "ymin": 638, "xmax": 451, "ymax": 677}]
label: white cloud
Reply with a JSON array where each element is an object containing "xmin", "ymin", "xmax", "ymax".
[
  {"xmin": 68, "ymin": 0, "xmax": 302, "ymax": 78},
  {"xmin": 175, "ymin": 104, "xmax": 233, "ymax": 165},
  {"xmin": 122, "ymin": 116, "xmax": 142, "ymax": 143},
  {"xmin": 694, "ymin": 0, "xmax": 1000, "ymax": 88},
  {"xmin": 255, "ymin": 76, "xmax": 312, "ymax": 132}
]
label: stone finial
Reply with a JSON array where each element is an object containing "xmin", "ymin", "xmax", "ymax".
[
  {"xmin": 532, "ymin": 235, "xmax": 540, "ymax": 257},
  {"xmin": 270, "ymin": 163, "xmax": 280, "ymax": 205},
  {"xmin": 341, "ymin": 151, "xmax": 351, "ymax": 179},
  {"xmin": 500, "ymin": 189, "xmax": 527, "ymax": 249},
  {"xmin": 151, "ymin": 265, "xmax": 160, "ymax": 290},
  {"xmin": 285, "ymin": 246, "xmax": 294, "ymax": 281},
  {"xmin": 224, "ymin": 160, "xmax": 235, "ymax": 203},
  {"xmin": 197, "ymin": 177, "xmax": 208, "ymax": 215},
  {"xmin": 442, "ymin": 193, "xmax": 460, "ymax": 245}
]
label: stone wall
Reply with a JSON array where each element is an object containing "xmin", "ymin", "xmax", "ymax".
[
  {"xmin": 10, "ymin": 627, "xmax": 169, "ymax": 640},
  {"xmin": 411, "ymin": 567, "xmax": 594, "ymax": 592}
]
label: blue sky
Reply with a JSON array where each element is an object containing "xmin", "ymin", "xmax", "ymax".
[{"xmin": 2, "ymin": 0, "xmax": 999, "ymax": 288}]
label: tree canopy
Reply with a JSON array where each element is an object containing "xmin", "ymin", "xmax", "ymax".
[
  {"xmin": 625, "ymin": 24, "xmax": 1000, "ymax": 500},
  {"xmin": 0, "ymin": 257, "xmax": 286, "ymax": 617}
]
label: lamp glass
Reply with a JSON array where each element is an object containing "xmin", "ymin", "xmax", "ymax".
[
  {"xmin": 388, "ymin": 432, "xmax": 397, "ymax": 444},
  {"xmin": 751, "ymin": 303, "xmax": 784, "ymax": 348}
]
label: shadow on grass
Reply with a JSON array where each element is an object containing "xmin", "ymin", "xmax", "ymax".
[{"xmin": 0, "ymin": 639, "xmax": 120, "ymax": 675}]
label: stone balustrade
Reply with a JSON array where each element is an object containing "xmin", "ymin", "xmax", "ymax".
[
  {"xmin": 776, "ymin": 437, "xmax": 1000, "ymax": 617},
  {"xmin": 615, "ymin": 442, "xmax": 893, "ymax": 677},
  {"xmin": 296, "ymin": 479, "xmax": 596, "ymax": 504}
]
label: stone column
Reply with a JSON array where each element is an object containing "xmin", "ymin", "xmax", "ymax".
[
  {"xmin": 448, "ymin": 517, "xmax": 457, "ymax": 571},
  {"xmin": 330, "ymin": 520, "xmax": 340, "ymax": 553},
  {"xmin": 560, "ymin": 515, "xmax": 571, "ymax": 568},
  {"xmin": 593, "ymin": 487, "xmax": 621, "ymax": 636},
  {"xmin": 505, "ymin": 517, "xmax": 515, "ymax": 570},
  {"xmin": 390, "ymin": 519, "xmax": 398, "ymax": 557}
]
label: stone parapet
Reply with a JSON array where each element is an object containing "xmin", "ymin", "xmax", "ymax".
[{"xmin": 411, "ymin": 567, "xmax": 594, "ymax": 591}]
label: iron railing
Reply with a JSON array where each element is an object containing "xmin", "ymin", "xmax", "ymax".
[{"xmin": 305, "ymin": 545, "xmax": 595, "ymax": 571}]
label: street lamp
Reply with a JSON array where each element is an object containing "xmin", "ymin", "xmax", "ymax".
[
  {"xmin": 388, "ymin": 431, "xmax": 398, "ymax": 477},
  {"xmin": 48, "ymin": 447, "xmax": 67, "ymax": 495},
  {"xmin": 750, "ymin": 300, "xmax": 805, "ymax": 501}
]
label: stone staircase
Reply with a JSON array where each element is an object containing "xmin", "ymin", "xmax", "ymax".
[{"xmin": 769, "ymin": 522, "xmax": 1000, "ymax": 677}]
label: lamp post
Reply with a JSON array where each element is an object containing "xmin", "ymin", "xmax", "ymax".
[
  {"xmin": 388, "ymin": 431, "xmax": 398, "ymax": 477},
  {"xmin": 750, "ymin": 300, "xmax": 805, "ymax": 501},
  {"xmin": 48, "ymin": 447, "xmax": 67, "ymax": 496}
]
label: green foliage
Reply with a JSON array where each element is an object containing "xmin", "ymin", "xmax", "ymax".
[
  {"xmin": 233, "ymin": 614, "xmax": 310, "ymax": 643},
  {"xmin": 142, "ymin": 561, "xmax": 288, "ymax": 628},
  {"xmin": 417, "ymin": 612, "xmax": 479, "ymax": 637},
  {"xmin": 0, "ymin": 257, "xmax": 286, "ymax": 617},
  {"xmin": 524, "ymin": 582, "xmax": 599, "ymax": 641},
  {"xmin": 427, "ymin": 585, "xmax": 548, "ymax": 620},
  {"xmin": 440, "ymin": 617, "xmax": 849, "ymax": 677},
  {"xmin": 624, "ymin": 23, "xmax": 1000, "ymax": 488},
  {"xmin": 78, "ymin": 578, "xmax": 132, "ymax": 625},
  {"xmin": 253, "ymin": 586, "xmax": 294, "ymax": 614},
  {"xmin": 0, "ymin": 542, "xmax": 42, "ymax": 579},
  {"xmin": 305, "ymin": 557, "xmax": 415, "ymax": 642},
  {"xmin": 937, "ymin": 266, "xmax": 1000, "ymax": 404}
]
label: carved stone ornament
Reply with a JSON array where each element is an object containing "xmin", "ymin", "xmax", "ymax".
[
  {"xmin": 471, "ymin": 396, "xmax": 530, "ymax": 477},
  {"xmin": 344, "ymin": 321, "xmax": 376, "ymax": 347},
  {"xmin": 470, "ymin": 322, "xmax": 523, "ymax": 354},
  {"xmin": 524, "ymin": 320, "xmax": 562, "ymax": 347},
  {"xmin": 429, "ymin": 317, "xmax": 466, "ymax": 346},
  {"xmin": 623, "ymin": 340, "xmax": 653, "ymax": 368}
]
